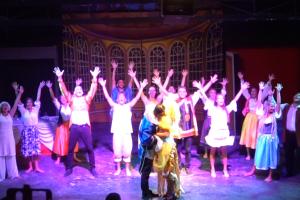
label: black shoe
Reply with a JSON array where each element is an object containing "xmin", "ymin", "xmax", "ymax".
[
  {"xmin": 64, "ymin": 169, "xmax": 73, "ymax": 177},
  {"xmin": 90, "ymin": 168, "xmax": 98, "ymax": 177},
  {"xmin": 142, "ymin": 190, "xmax": 159, "ymax": 199}
]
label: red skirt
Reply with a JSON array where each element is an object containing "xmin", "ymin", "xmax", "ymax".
[{"xmin": 53, "ymin": 121, "xmax": 78, "ymax": 156}]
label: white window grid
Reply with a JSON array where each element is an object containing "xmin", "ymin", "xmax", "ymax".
[
  {"xmin": 110, "ymin": 45, "xmax": 125, "ymax": 82},
  {"xmin": 149, "ymin": 46, "xmax": 166, "ymax": 80},
  {"xmin": 170, "ymin": 41, "xmax": 185, "ymax": 89}
]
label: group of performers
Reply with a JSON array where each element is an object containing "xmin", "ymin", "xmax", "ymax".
[{"xmin": 0, "ymin": 60, "xmax": 299, "ymax": 200}]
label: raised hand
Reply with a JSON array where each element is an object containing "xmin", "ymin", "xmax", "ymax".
[
  {"xmin": 182, "ymin": 69, "xmax": 188, "ymax": 77},
  {"xmin": 153, "ymin": 68, "xmax": 160, "ymax": 78},
  {"xmin": 75, "ymin": 78, "xmax": 82, "ymax": 86},
  {"xmin": 201, "ymin": 77, "xmax": 206, "ymax": 86},
  {"xmin": 39, "ymin": 81, "xmax": 46, "ymax": 89},
  {"xmin": 12, "ymin": 82, "xmax": 19, "ymax": 91},
  {"xmin": 128, "ymin": 69, "xmax": 136, "ymax": 78},
  {"xmin": 140, "ymin": 79, "xmax": 148, "ymax": 88},
  {"xmin": 275, "ymin": 83, "xmax": 283, "ymax": 92},
  {"xmin": 152, "ymin": 76, "xmax": 161, "ymax": 86},
  {"xmin": 128, "ymin": 61, "xmax": 135, "ymax": 70},
  {"xmin": 19, "ymin": 86, "xmax": 24, "ymax": 94},
  {"xmin": 268, "ymin": 74, "xmax": 275, "ymax": 82},
  {"xmin": 237, "ymin": 72, "xmax": 244, "ymax": 80},
  {"xmin": 167, "ymin": 68, "xmax": 174, "ymax": 78},
  {"xmin": 241, "ymin": 81, "xmax": 250, "ymax": 90},
  {"xmin": 193, "ymin": 80, "xmax": 203, "ymax": 89},
  {"xmin": 220, "ymin": 78, "xmax": 228, "ymax": 87},
  {"xmin": 259, "ymin": 82, "xmax": 265, "ymax": 90},
  {"xmin": 98, "ymin": 77, "xmax": 106, "ymax": 86},
  {"xmin": 111, "ymin": 60, "xmax": 118, "ymax": 69},
  {"xmin": 90, "ymin": 66, "xmax": 100, "ymax": 78},
  {"xmin": 210, "ymin": 74, "xmax": 218, "ymax": 84},
  {"xmin": 46, "ymin": 80, "xmax": 52, "ymax": 88},
  {"xmin": 53, "ymin": 67, "xmax": 64, "ymax": 77}
]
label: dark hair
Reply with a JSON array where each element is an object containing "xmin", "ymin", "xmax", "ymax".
[
  {"xmin": 105, "ymin": 192, "xmax": 121, "ymax": 200},
  {"xmin": 153, "ymin": 104, "xmax": 165, "ymax": 120}
]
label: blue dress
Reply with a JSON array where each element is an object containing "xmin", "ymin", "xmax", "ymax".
[{"xmin": 254, "ymin": 122, "xmax": 279, "ymax": 170}]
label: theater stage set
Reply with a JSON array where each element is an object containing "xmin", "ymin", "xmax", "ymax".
[{"xmin": 1, "ymin": 1, "xmax": 300, "ymax": 200}]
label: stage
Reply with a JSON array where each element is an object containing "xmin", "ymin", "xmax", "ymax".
[{"xmin": 1, "ymin": 123, "xmax": 300, "ymax": 200}]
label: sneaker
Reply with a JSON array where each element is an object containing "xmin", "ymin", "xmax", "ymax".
[
  {"xmin": 64, "ymin": 169, "xmax": 73, "ymax": 177},
  {"xmin": 90, "ymin": 168, "xmax": 98, "ymax": 177}
]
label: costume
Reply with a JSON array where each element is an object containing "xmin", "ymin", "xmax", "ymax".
[
  {"xmin": 153, "ymin": 115, "xmax": 181, "ymax": 198},
  {"xmin": 18, "ymin": 101, "xmax": 41, "ymax": 157},
  {"xmin": 138, "ymin": 116, "xmax": 157, "ymax": 197},
  {"xmin": 176, "ymin": 93, "xmax": 200, "ymax": 169},
  {"xmin": 0, "ymin": 114, "xmax": 19, "ymax": 181},
  {"xmin": 52, "ymin": 98, "xmax": 78, "ymax": 156},
  {"xmin": 58, "ymin": 78, "xmax": 97, "ymax": 172},
  {"xmin": 204, "ymin": 100, "xmax": 236, "ymax": 148},
  {"xmin": 239, "ymin": 98, "xmax": 259, "ymax": 149},
  {"xmin": 282, "ymin": 103, "xmax": 300, "ymax": 176},
  {"xmin": 111, "ymin": 104, "xmax": 133, "ymax": 163},
  {"xmin": 254, "ymin": 108, "xmax": 281, "ymax": 170}
]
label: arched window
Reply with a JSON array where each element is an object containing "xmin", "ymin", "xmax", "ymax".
[
  {"xmin": 75, "ymin": 34, "xmax": 90, "ymax": 93},
  {"xmin": 170, "ymin": 41, "xmax": 185, "ymax": 89},
  {"xmin": 128, "ymin": 47, "xmax": 146, "ymax": 93},
  {"xmin": 110, "ymin": 45, "xmax": 125, "ymax": 83},
  {"xmin": 62, "ymin": 26, "xmax": 76, "ymax": 91},
  {"xmin": 149, "ymin": 46, "xmax": 166, "ymax": 80},
  {"xmin": 206, "ymin": 23, "xmax": 223, "ymax": 77},
  {"xmin": 91, "ymin": 41, "xmax": 106, "ymax": 102},
  {"xmin": 188, "ymin": 33, "xmax": 204, "ymax": 90}
]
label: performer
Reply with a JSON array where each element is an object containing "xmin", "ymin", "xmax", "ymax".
[
  {"xmin": 245, "ymin": 82, "xmax": 283, "ymax": 182},
  {"xmin": 46, "ymin": 81, "xmax": 79, "ymax": 165},
  {"xmin": 153, "ymin": 104, "xmax": 181, "ymax": 199},
  {"xmin": 99, "ymin": 76, "xmax": 147, "ymax": 176},
  {"xmin": 138, "ymin": 112, "xmax": 159, "ymax": 199},
  {"xmin": 196, "ymin": 80, "xmax": 249, "ymax": 178},
  {"xmin": 53, "ymin": 66, "xmax": 100, "ymax": 177},
  {"xmin": 238, "ymin": 72, "xmax": 275, "ymax": 160},
  {"xmin": 17, "ymin": 81, "xmax": 45, "ymax": 173},
  {"xmin": 0, "ymin": 85, "xmax": 23, "ymax": 181},
  {"xmin": 111, "ymin": 60, "xmax": 133, "ymax": 103},
  {"xmin": 282, "ymin": 92, "xmax": 300, "ymax": 177}
]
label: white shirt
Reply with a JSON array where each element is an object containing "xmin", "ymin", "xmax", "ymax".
[
  {"xmin": 70, "ymin": 96, "xmax": 90, "ymax": 126},
  {"xmin": 111, "ymin": 104, "xmax": 132, "ymax": 135},
  {"xmin": 286, "ymin": 104, "xmax": 300, "ymax": 132},
  {"xmin": 53, "ymin": 98, "xmax": 71, "ymax": 122},
  {"xmin": 18, "ymin": 101, "xmax": 40, "ymax": 126}
]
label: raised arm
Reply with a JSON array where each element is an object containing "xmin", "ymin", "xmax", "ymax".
[
  {"xmin": 10, "ymin": 86, "xmax": 24, "ymax": 117},
  {"xmin": 129, "ymin": 79, "xmax": 148, "ymax": 107},
  {"xmin": 152, "ymin": 76, "xmax": 168, "ymax": 96},
  {"xmin": 256, "ymin": 81, "xmax": 265, "ymax": 108},
  {"xmin": 128, "ymin": 68, "xmax": 140, "ymax": 89},
  {"xmin": 54, "ymin": 67, "xmax": 72, "ymax": 102},
  {"xmin": 46, "ymin": 80, "xmax": 56, "ymax": 100},
  {"xmin": 180, "ymin": 69, "xmax": 188, "ymax": 87},
  {"xmin": 275, "ymin": 83, "xmax": 283, "ymax": 113},
  {"xmin": 111, "ymin": 60, "xmax": 118, "ymax": 89},
  {"xmin": 220, "ymin": 78, "xmax": 228, "ymax": 96},
  {"xmin": 85, "ymin": 67, "xmax": 100, "ymax": 104},
  {"xmin": 162, "ymin": 68, "xmax": 174, "ymax": 89},
  {"xmin": 36, "ymin": 81, "xmax": 45, "ymax": 102},
  {"xmin": 202, "ymin": 74, "xmax": 218, "ymax": 93},
  {"xmin": 262, "ymin": 73, "xmax": 275, "ymax": 100},
  {"xmin": 99, "ymin": 78, "xmax": 116, "ymax": 107},
  {"xmin": 233, "ymin": 81, "xmax": 250, "ymax": 102},
  {"xmin": 127, "ymin": 61, "xmax": 135, "ymax": 88},
  {"xmin": 238, "ymin": 72, "xmax": 250, "ymax": 99}
]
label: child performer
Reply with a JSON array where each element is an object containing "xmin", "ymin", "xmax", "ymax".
[
  {"xmin": 46, "ymin": 81, "xmax": 79, "ymax": 165},
  {"xmin": 196, "ymin": 80, "xmax": 249, "ymax": 178},
  {"xmin": 245, "ymin": 82, "xmax": 283, "ymax": 182},
  {"xmin": 99, "ymin": 77, "xmax": 148, "ymax": 176}
]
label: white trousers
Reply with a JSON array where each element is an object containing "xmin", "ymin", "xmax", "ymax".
[
  {"xmin": 0, "ymin": 156, "xmax": 19, "ymax": 181},
  {"xmin": 113, "ymin": 133, "xmax": 132, "ymax": 163}
]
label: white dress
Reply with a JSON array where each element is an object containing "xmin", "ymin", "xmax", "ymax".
[
  {"xmin": 0, "ymin": 114, "xmax": 19, "ymax": 181},
  {"xmin": 0, "ymin": 114, "xmax": 16, "ymax": 156},
  {"xmin": 205, "ymin": 100, "xmax": 237, "ymax": 147}
]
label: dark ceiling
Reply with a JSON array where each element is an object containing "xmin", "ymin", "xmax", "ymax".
[{"xmin": 0, "ymin": 0, "xmax": 299, "ymax": 47}]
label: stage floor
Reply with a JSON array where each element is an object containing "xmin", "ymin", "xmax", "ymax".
[{"xmin": 1, "ymin": 123, "xmax": 300, "ymax": 200}]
